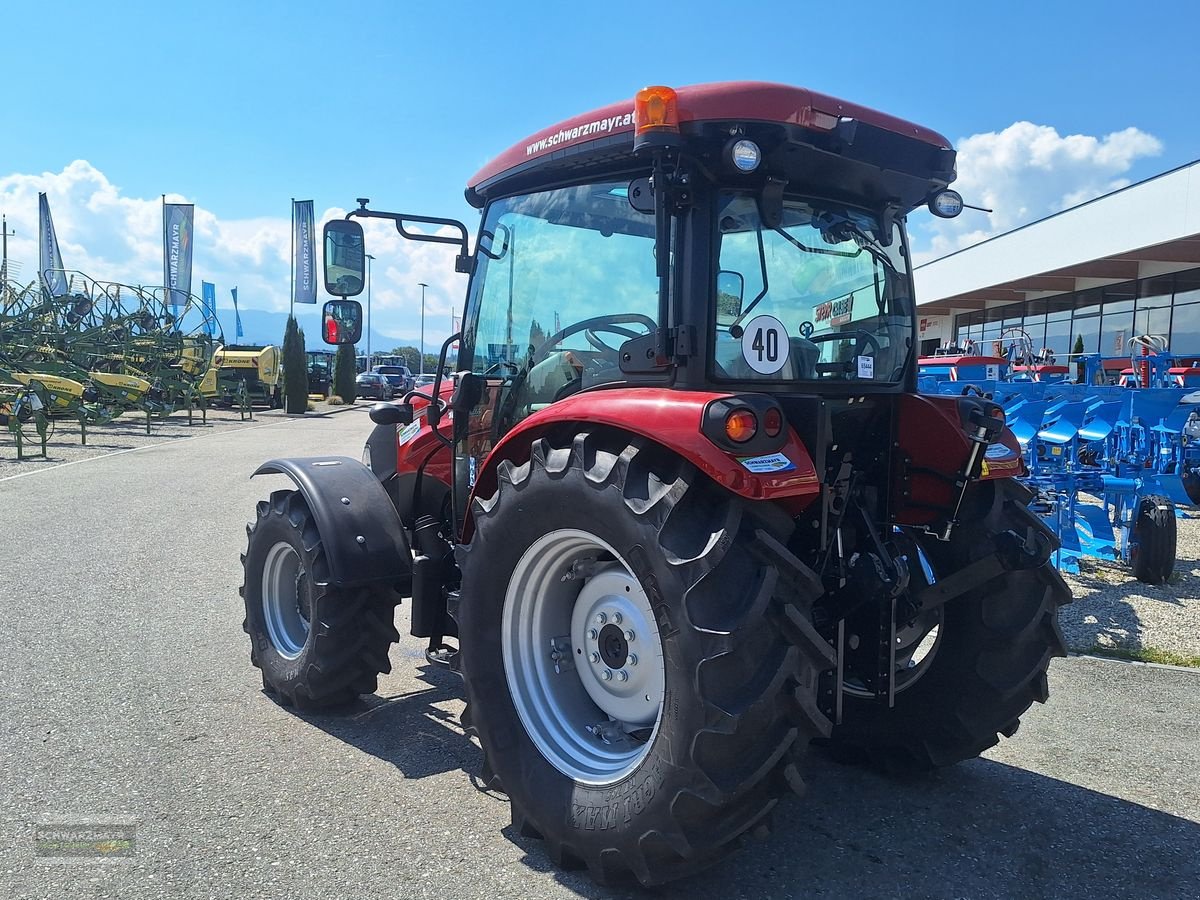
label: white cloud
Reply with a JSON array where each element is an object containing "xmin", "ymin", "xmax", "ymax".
[
  {"xmin": 0, "ymin": 161, "xmax": 468, "ymax": 341},
  {"xmin": 910, "ymin": 122, "xmax": 1163, "ymax": 264}
]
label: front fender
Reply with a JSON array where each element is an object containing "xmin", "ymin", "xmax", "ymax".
[
  {"xmin": 466, "ymin": 388, "xmax": 820, "ymax": 535},
  {"xmin": 252, "ymin": 456, "xmax": 413, "ymax": 589}
]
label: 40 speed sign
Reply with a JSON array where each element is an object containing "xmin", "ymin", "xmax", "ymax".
[{"xmin": 740, "ymin": 315, "xmax": 790, "ymax": 375}]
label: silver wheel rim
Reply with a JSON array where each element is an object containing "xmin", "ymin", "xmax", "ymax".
[
  {"xmin": 262, "ymin": 541, "xmax": 309, "ymax": 659},
  {"xmin": 502, "ymin": 529, "xmax": 665, "ymax": 785}
]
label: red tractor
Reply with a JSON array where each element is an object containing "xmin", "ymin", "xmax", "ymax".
[{"xmin": 241, "ymin": 82, "xmax": 1070, "ymax": 886}]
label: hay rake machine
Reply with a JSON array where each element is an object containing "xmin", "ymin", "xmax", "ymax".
[
  {"xmin": 0, "ymin": 270, "xmax": 223, "ymax": 452},
  {"xmin": 920, "ymin": 333, "xmax": 1200, "ymax": 583}
]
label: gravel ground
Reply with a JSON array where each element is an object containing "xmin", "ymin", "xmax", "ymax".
[
  {"xmin": 0, "ymin": 402, "xmax": 357, "ymax": 475},
  {"xmin": 1060, "ymin": 514, "xmax": 1200, "ymax": 659}
]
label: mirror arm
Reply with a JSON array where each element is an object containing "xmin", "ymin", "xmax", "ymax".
[{"xmin": 346, "ymin": 207, "xmax": 473, "ymax": 274}]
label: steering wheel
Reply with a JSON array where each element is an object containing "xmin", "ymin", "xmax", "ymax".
[
  {"xmin": 531, "ymin": 313, "xmax": 657, "ymax": 363},
  {"xmin": 585, "ymin": 323, "xmax": 642, "ymax": 357},
  {"xmin": 806, "ymin": 329, "xmax": 883, "ymax": 377}
]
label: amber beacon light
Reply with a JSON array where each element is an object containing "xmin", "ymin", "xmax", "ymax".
[{"xmin": 633, "ymin": 85, "xmax": 681, "ymax": 151}]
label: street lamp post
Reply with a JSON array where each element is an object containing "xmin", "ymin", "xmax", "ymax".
[
  {"xmin": 365, "ymin": 254, "xmax": 375, "ymax": 370},
  {"xmin": 418, "ymin": 282, "xmax": 428, "ymax": 376}
]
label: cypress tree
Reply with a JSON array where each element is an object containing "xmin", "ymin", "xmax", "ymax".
[
  {"xmin": 283, "ymin": 315, "xmax": 308, "ymax": 414},
  {"xmin": 334, "ymin": 342, "xmax": 357, "ymax": 402}
]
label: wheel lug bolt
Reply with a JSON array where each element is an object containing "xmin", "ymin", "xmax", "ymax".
[
  {"xmin": 589, "ymin": 651, "xmax": 600, "ymax": 663},
  {"xmin": 595, "ymin": 612, "xmax": 607, "ymax": 625},
  {"xmin": 613, "ymin": 612, "xmax": 623, "ymax": 625},
  {"xmin": 628, "ymin": 654, "xmax": 638, "ymax": 666},
  {"xmin": 588, "ymin": 628, "xmax": 598, "ymax": 640},
  {"xmin": 625, "ymin": 630, "xmax": 635, "ymax": 642},
  {"xmin": 601, "ymin": 669, "xmax": 613, "ymax": 681},
  {"xmin": 617, "ymin": 670, "xmax": 629, "ymax": 682}
]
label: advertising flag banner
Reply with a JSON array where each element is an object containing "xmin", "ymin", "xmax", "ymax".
[
  {"xmin": 163, "ymin": 201, "xmax": 195, "ymax": 307},
  {"xmin": 292, "ymin": 200, "xmax": 317, "ymax": 304},
  {"xmin": 201, "ymin": 281, "xmax": 217, "ymax": 336},
  {"xmin": 231, "ymin": 286, "xmax": 244, "ymax": 338},
  {"xmin": 38, "ymin": 192, "xmax": 68, "ymax": 296}
]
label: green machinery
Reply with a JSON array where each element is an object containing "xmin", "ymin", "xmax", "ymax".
[{"xmin": 0, "ymin": 269, "xmax": 223, "ymax": 450}]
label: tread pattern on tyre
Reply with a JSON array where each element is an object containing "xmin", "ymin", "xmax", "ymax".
[
  {"xmin": 241, "ymin": 489, "xmax": 400, "ymax": 709},
  {"xmin": 829, "ymin": 480, "xmax": 1073, "ymax": 773},
  {"xmin": 452, "ymin": 430, "xmax": 834, "ymax": 886},
  {"xmin": 1130, "ymin": 494, "xmax": 1177, "ymax": 585}
]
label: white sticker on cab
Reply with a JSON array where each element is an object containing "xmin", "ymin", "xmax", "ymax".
[{"xmin": 397, "ymin": 419, "xmax": 422, "ymax": 446}]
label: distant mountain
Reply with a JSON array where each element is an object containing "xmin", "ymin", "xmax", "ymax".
[{"xmin": 211, "ymin": 307, "xmax": 435, "ymax": 356}]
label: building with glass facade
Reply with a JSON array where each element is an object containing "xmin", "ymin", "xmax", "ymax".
[{"xmin": 913, "ymin": 159, "xmax": 1200, "ymax": 362}]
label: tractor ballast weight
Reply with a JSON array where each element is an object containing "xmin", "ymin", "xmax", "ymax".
[{"xmin": 239, "ymin": 82, "xmax": 1070, "ymax": 886}]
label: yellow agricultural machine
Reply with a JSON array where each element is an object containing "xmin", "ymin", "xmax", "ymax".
[{"xmin": 201, "ymin": 344, "xmax": 281, "ymax": 408}]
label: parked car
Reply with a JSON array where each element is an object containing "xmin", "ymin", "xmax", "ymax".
[
  {"xmin": 414, "ymin": 373, "xmax": 437, "ymax": 389},
  {"xmin": 372, "ymin": 365, "xmax": 414, "ymax": 394},
  {"xmin": 355, "ymin": 373, "xmax": 395, "ymax": 400}
]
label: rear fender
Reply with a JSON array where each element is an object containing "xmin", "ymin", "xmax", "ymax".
[
  {"xmin": 893, "ymin": 394, "xmax": 1023, "ymax": 527},
  {"xmin": 464, "ymin": 388, "xmax": 820, "ymax": 537},
  {"xmin": 252, "ymin": 456, "xmax": 413, "ymax": 589}
]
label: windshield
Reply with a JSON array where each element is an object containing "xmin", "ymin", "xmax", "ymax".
[
  {"xmin": 713, "ymin": 193, "xmax": 911, "ymax": 383},
  {"xmin": 464, "ymin": 179, "xmax": 660, "ymax": 419}
]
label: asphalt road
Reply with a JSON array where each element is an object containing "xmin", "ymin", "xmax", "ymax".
[{"xmin": 1, "ymin": 408, "xmax": 1197, "ymax": 900}]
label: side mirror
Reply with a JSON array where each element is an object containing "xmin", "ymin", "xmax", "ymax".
[
  {"xmin": 323, "ymin": 219, "xmax": 366, "ymax": 296},
  {"xmin": 369, "ymin": 402, "xmax": 413, "ymax": 426},
  {"xmin": 322, "ymin": 299, "xmax": 363, "ymax": 345},
  {"xmin": 716, "ymin": 270, "xmax": 744, "ymax": 324}
]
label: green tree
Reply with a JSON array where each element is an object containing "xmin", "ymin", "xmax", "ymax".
[
  {"xmin": 1073, "ymin": 334, "xmax": 1086, "ymax": 383},
  {"xmin": 282, "ymin": 315, "xmax": 308, "ymax": 414},
  {"xmin": 334, "ymin": 343, "xmax": 358, "ymax": 402}
]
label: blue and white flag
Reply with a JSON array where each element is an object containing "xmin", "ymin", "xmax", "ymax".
[
  {"xmin": 292, "ymin": 199, "xmax": 317, "ymax": 304},
  {"xmin": 201, "ymin": 281, "xmax": 217, "ymax": 336},
  {"xmin": 231, "ymin": 286, "xmax": 243, "ymax": 338},
  {"xmin": 163, "ymin": 201, "xmax": 195, "ymax": 308},
  {"xmin": 38, "ymin": 192, "xmax": 68, "ymax": 297}
]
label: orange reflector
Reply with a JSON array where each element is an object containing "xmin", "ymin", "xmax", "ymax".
[
  {"xmin": 634, "ymin": 85, "xmax": 680, "ymax": 135},
  {"xmin": 763, "ymin": 407, "xmax": 783, "ymax": 437},
  {"xmin": 725, "ymin": 409, "xmax": 758, "ymax": 443}
]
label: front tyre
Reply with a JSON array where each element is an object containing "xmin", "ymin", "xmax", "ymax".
[
  {"xmin": 454, "ymin": 431, "xmax": 834, "ymax": 886},
  {"xmin": 241, "ymin": 489, "xmax": 400, "ymax": 708}
]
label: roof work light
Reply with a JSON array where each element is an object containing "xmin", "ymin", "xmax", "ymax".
[
  {"xmin": 728, "ymin": 138, "xmax": 761, "ymax": 173},
  {"xmin": 633, "ymin": 85, "xmax": 681, "ymax": 151},
  {"xmin": 928, "ymin": 189, "xmax": 964, "ymax": 218}
]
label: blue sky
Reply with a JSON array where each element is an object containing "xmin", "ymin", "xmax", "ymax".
[{"xmin": 2, "ymin": 0, "xmax": 1197, "ymax": 345}]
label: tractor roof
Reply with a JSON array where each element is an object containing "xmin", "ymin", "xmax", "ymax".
[{"xmin": 467, "ymin": 81, "xmax": 953, "ymax": 207}]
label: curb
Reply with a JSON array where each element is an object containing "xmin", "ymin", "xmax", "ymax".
[{"xmin": 1069, "ymin": 651, "xmax": 1200, "ymax": 675}]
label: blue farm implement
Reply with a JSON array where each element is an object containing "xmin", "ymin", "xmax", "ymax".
[{"xmin": 920, "ymin": 339, "xmax": 1199, "ymax": 582}]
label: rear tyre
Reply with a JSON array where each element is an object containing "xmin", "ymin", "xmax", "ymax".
[
  {"xmin": 241, "ymin": 489, "xmax": 400, "ymax": 708},
  {"xmin": 1130, "ymin": 494, "xmax": 1177, "ymax": 585},
  {"xmin": 828, "ymin": 479, "xmax": 1072, "ymax": 773},
  {"xmin": 454, "ymin": 431, "xmax": 833, "ymax": 886}
]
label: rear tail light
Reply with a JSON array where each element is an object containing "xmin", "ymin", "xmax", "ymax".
[
  {"xmin": 724, "ymin": 408, "xmax": 758, "ymax": 443},
  {"xmin": 763, "ymin": 407, "xmax": 783, "ymax": 437}
]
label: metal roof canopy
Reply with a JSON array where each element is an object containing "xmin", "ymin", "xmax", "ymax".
[{"xmin": 913, "ymin": 159, "xmax": 1200, "ymax": 316}]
